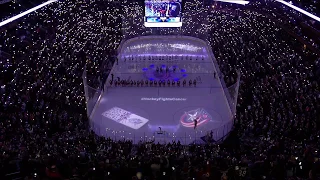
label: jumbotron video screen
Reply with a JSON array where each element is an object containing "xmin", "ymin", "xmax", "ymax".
[{"xmin": 144, "ymin": 0, "xmax": 182, "ymax": 27}]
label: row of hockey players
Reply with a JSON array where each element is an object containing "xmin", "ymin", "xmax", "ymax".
[
  {"xmin": 155, "ymin": 66, "xmax": 177, "ymax": 73},
  {"xmin": 123, "ymin": 55, "xmax": 205, "ymax": 62},
  {"xmin": 109, "ymin": 79, "xmax": 197, "ymax": 87}
]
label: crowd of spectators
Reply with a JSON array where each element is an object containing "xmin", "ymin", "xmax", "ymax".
[
  {"xmin": 0, "ymin": 0, "xmax": 48, "ymax": 23},
  {"xmin": 0, "ymin": 0, "xmax": 319, "ymax": 179},
  {"xmin": 288, "ymin": 0, "xmax": 320, "ymax": 17},
  {"xmin": 262, "ymin": 0, "xmax": 320, "ymax": 51}
]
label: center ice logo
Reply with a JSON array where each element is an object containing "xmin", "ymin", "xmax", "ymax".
[
  {"xmin": 180, "ymin": 108, "xmax": 212, "ymax": 128},
  {"xmin": 143, "ymin": 64, "xmax": 187, "ymax": 81}
]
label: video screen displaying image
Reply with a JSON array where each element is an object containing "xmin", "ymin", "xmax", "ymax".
[{"xmin": 144, "ymin": 0, "xmax": 182, "ymax": 27}]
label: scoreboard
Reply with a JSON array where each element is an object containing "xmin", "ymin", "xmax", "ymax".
[{"xmin": 144, "ymin": 0, "xmax": 182, "ymax": 27}]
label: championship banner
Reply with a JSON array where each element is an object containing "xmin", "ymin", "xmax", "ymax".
[{"xmin": 0, "ymin": 0, "xmax": 12, "ymax": 4}]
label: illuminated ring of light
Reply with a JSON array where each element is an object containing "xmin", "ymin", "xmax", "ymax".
[
  {"xmin": 0, "ymin": 0, "xmax": 58, "ymax": 28},
  {"xmin": 275, "ymin": 0, "xmax": 320, "ymax": 22},
  {"xmin": 143, "ymin": 65, "xmax": 186, "ymax": 81},
  {"xmin": 214, "ymin": 0, "xmax": 250, "ymax": 5},
  {"xmin": 144, "ymin": 70, "xmax": 171, "ymax": 80}
]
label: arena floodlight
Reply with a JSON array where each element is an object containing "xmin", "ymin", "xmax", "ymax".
[
  {"xmin": 275, "ymin": 0, "xmax": 320, "ymax": 22},
  {"xmin": 214, "ymin": 0, "xmax": 250, "ymax": 5},
  {"xmin": 0, "ymin": 0, "xmax": 58, "ymax": 28}
]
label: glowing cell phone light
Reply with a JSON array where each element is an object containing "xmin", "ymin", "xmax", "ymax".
[{"xmin": 275, "ymin": 0, "xmax": 320, "ymax": 22}]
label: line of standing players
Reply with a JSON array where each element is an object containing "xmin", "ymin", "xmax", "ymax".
[{"xmin": 109, "ymin": 76, "xmax": 197, "ymax": 87}]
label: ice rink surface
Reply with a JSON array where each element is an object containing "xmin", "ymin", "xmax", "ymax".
[{"xmin": 90, "ymin": 36, "xmax": 233, "ymax": 144}]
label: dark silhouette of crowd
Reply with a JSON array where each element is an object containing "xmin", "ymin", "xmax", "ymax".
[
  {"xmin": 0, "ymin": 0, "xmax": 47, "ymax": 23},
  {"xmin": 287, "ymin": 0, "xmax": 320, "ymax": 17},
  {"xmin": 0, "ymin": 0, "xmax": 319, "ymax": 179}
]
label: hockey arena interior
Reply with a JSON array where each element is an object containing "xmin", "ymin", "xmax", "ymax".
[
  {"xmin": 0, "ymin": 0, "xmax": 320, "ymax": 179},
  {"xmin": 86, "ymin": 36, "xmax": 238, "ymax": 144}
]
